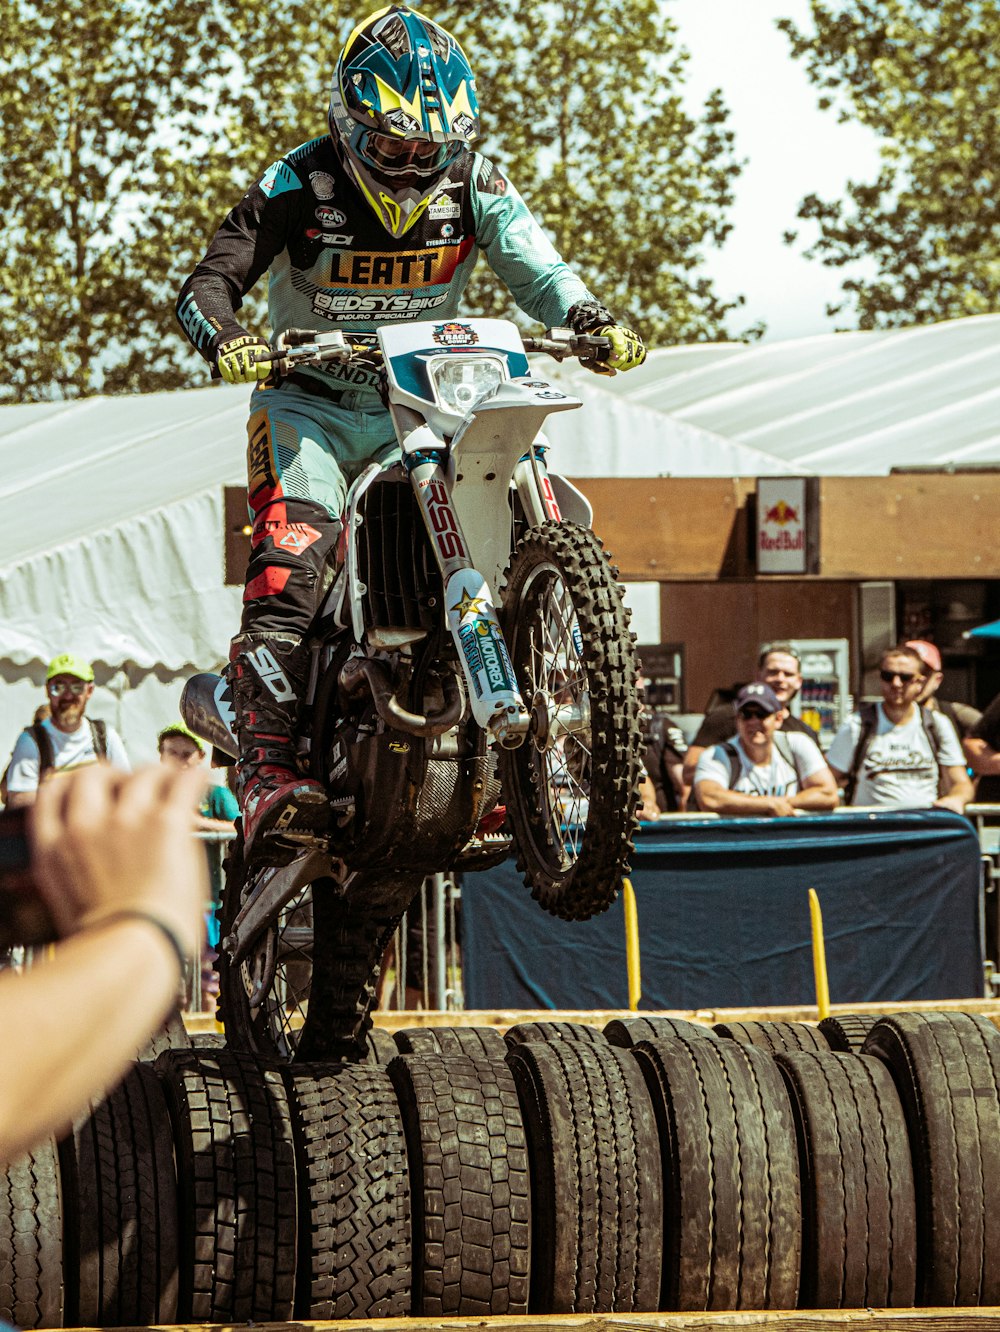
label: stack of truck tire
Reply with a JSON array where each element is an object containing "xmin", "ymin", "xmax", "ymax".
[{"xmin": 4, "ymin": 1008, "xmax": 1000, "ymax": 1325}]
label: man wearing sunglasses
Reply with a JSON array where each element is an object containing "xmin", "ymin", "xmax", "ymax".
[
  {"xmin": 826, "ymin": 645, "xmax": 972, "ymax": 811},
  {"xmin": 4, "ymin": 654, "xmax": 130, "ymax": 808},
  {"xmin": 692, "ymin": 683, "xmax": 838, "ymax": 817}
]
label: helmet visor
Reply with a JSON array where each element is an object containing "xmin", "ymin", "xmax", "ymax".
[{"xmin": 360, "ymin": 130, "xmax": 464, "ymax": 177}]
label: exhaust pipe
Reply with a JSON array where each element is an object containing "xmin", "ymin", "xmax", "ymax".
[{"xmin": 339, "ymin": 657, "xmax": 462, "ymax": 737}]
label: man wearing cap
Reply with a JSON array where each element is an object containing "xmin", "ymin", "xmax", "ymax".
[
  {"xmin": 693, "ymin": 683, "xmax": 838, "ymax": 817},
  {"xmin": 682, "ymin": 644, "xmax": 817, "ymax": 791},
  {"xmin": 826, "ymin": 644, "xmax": 973, "ymax": 811},
  {"xmin": 157, "ymin": 723, "xmax": 240, "ymax": 834},
  {"xmin": 906, "ymin": 639, "xmax": 982, "ymax": 741},
  {"xmin": 5, "ymin": 655, "xmax": 130, "ymax": 808}
]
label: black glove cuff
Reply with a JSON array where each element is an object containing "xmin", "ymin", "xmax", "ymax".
[{"xmin": 566, "ymin": 301, "xmax": 616, "ymax": 336}]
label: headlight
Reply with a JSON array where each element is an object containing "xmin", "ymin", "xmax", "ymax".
[{"xmin": 429, "ymin": 355, "xmax": 506, "ymax": 414}]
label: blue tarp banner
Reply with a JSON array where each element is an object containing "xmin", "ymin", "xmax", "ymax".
[{"xmin": 462, "ymin": 810, "xmax": 983, "ymax": 1011}]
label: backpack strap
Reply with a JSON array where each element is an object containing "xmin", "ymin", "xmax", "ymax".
[
  {"xmin": 88, "ymin": 717, "xmax": 108, "ymax": 759},
  {"xmin": 844, "ymin": 702, "xmax": 878, "ymax": 806},
  {"xmin": 721, "ymin": 741, "xmax": 742, "ymax": 790},
  {"xmin": 29, "ymin": 722, "xmax": 56, "ymax": 781},
  {"xmin": 772, "ymin": 730, "xmax": 804, "ymax": 785}
]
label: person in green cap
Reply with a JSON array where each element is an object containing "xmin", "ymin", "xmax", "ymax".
[
  {"xmin": 5, "ymin": 654, "xmax": 130, "ymax": 808},
  {"xmin": 158, "ymin": 720, "xmax": 239, "ymax": 1009}
]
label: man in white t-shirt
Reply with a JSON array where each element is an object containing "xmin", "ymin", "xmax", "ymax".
[
  {"xmin": 826, "ymin": 645, "xmax": 973, "ymax": 812},
  {"xmin": 5, "ymin": 654, "xmax": 130, "ymax": 807},
  {"xmin": 693, "ymin": 683, "xmax": 838, "ymax": 817}
]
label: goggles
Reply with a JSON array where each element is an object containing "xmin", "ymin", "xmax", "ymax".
[{"xmin": 359, "ymin": 130, "xmax": 465, "ymax": 176}]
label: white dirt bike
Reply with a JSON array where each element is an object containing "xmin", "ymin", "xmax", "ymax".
[{"xmin": 183, "ymin": 317, "xmax": 642, "ymax": 1061}]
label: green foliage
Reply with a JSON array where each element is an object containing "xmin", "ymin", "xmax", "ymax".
[
  {"xmin": 0, "ymin": 0, "xmax": 749, "ymax": 402},
  {"xmin": 779, "ymin": 1, "xmax": 1000, "ymax": 328}
]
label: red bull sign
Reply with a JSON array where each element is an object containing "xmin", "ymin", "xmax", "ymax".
[{"xmin": 757, "ymin": 477, "xmax": 814, "ymax": 574}]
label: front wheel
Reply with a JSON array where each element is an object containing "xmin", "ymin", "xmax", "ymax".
[{"xmin": 498, "ymin": 521, "xmax": 642, "ymax": 920}]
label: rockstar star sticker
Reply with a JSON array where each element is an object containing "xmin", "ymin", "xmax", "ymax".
[{"xmin": 451, "ymin": 588, "xmax": 487, "ymax": 620}]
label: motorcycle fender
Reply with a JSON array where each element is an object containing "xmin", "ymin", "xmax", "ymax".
[{"xmin": 444, "ymin": 569, "xmax": 524, "ymax": 730}]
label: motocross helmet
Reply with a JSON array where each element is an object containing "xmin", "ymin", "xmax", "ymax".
[{"xmin": 329, "ymin": 5, "xmax": 479, "ymax": 239}]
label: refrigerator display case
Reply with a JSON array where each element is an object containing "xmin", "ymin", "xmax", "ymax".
[{"xmin": 775, "ymin": 638, "xmax": 852, "ymax": 750}]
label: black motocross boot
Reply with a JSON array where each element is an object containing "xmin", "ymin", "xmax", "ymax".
[{"xmin": 228, "ymin": 631, "xmax": 329, "ymax": 862}]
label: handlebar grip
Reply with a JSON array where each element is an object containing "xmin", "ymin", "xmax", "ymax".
[{"xmin": 282, "ymin": 327, "xmax": 326, "ymax": 344}]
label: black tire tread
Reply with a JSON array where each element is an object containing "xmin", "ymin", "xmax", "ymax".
[
  {"xmin": 862, "ymin": 1010, "xmax": 1000, "ymax": 1306},
  {"xmin": 285, "ymin": 1063, "xmax": 411, "ymax": 1319},
  {"xmin": 631, "ymin": 1035, "xmax": 801, "ymax": 1311},
  {"xmin": 504, "ymin": 1020, "xmax": 606, "ymax": 1048},
  {"xmin": 715, "ymin": 1019, "xmax": 829, "ymax": 1055},
  {"xmin": 393, "ymin": 1025, "xmax": 507, "ymax": 1059},
  {"xmin": 389, "ymin": 1051, "xmax": 530, "ymax": 1316},
  {"xmin": 60, "ymin": 1060, "xmax": 178, "ymax": 1326},
  {"xmin": 155, "ymin": 1046, "xmax": 297, "ymax": 1322},
  {"xmin": 774, "ymin": 1049, "xmax": 917, "ymax": 1308},
  {"xmin": 819, "ymin": 1013, "xmax": 881, "ymax": 1053},
  {"xmin": 499, "ymin": 521, "xmax": 642, "ymax": 921},
  {"xmin": 0, "ymin": 1138, "xmax": 64, "ymax": 1330},
  {"xmin": 604, "ymin": 1016, "xmax": 716, "ymax": 1047},
  {"xmin": 506, "ymin": 1038, "xmax": 661, "ymax": 1313}
]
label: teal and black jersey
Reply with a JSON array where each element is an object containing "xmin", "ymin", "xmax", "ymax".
[{"xmin": 176, "ymin": 137, "xmax": 607, "ymax": 398}]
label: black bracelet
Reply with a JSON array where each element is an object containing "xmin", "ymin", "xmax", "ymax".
[{"xmin": 89, "ymin": 910, "xmax": 190, "ymax": 976}]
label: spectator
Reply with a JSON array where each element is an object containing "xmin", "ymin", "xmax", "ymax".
[
  {"xmin": 5, "ymin": 655, "xmax": 129, "ymax": 809},
  {"xmin": 693, "ymin": 683, "xmax": 838, "ymax": 817},
  {"xmin": 643, "ymin": 710, "xmax": 688, "ymax": 814},
  {"xmin": 158, "ymin": 721, "xmax": 239, "ymax": 1011},
  {"xmin": 906, "ymin": 639, "xmax": 982, "ymax": 740},
  {"xmin": 683, "ymin": 643, "xmax": 816, "ymax": 788},
  {"xmin": 827, "ymin": 645, "xmax": 973, "ymax": 812},
  {"xmin": 964, "ymin": 691, "xmax": 1000, "ymax": 806},
  {"xmin": 157, "ymin": 723, "xmax": 240, "ymax": 834},
  {"xmin": 0, "ymin": 764, "xmax": 206, "ymax": 1162}
]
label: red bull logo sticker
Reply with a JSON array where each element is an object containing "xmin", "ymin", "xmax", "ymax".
[{"xmin": 757, "ymin": 478, "xmax": 808, "ymax": 573}]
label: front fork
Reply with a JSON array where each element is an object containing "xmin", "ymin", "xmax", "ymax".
[{"xmin": 408, "ymin": 454, "xmax": 530, "ymax": 749}]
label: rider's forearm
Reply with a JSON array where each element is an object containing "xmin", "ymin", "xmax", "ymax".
[{"xmin": 964, "ymin": 738, "xmax": 1000, "ymax": 777}]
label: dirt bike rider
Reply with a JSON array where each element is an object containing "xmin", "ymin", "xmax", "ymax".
[{"xmin": 175, "ymin": 4, "xmax": 647, "ymax": 862}]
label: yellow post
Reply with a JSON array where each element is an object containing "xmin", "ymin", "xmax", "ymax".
[
  {"xmin": 808, "ymin": 887, "xmax": 831, "ymax": 1020},
  {"xmin": 623, "ymin": 877, "xmax": 641, "ymax": 1011}
]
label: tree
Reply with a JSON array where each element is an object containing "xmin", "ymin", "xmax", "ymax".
[
  {"xmin": 0, "ymin": 0, "xmax": 750, "ymax": 402},
  {"xmin": 0, "ymin": 1, "xmax": 232, "ymax": 400},
  {"xmin": 779, "ymin": 1, "xmax": 1000, "ymax": 328}
]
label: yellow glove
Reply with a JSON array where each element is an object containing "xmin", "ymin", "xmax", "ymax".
[
  {"xmin": 594, "ymin": 324, "xmax": 646, "ymax": 375},
  {"xmin": 216, "ymin": 335, "xmax": 272, "ymax": 385}
]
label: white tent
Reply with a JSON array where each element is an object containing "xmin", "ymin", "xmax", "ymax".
[
  {"xmin": 551, "ymin": 313, "xmax": 1000, "ymax": 474},
  {"xmin": 3, "ymin": 313, "xmax": 998, "ymax": 764}
]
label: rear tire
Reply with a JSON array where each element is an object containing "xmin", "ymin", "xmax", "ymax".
[{"xmin": 498, "ymin": 522, "xmax": 642, "ymax": 921}]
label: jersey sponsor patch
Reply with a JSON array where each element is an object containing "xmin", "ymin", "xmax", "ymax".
[
  {"xmin": 311, "ymin": 290, "xmax": 450, "ymax": 320},
  {"xmin": 309, "ymin": 170, "xmax": 336, "ymax": 199},
  {"xmin": 259, "ymin": 159, "xmax": 301, "ymax": 199},
  {"xmin": 318, "ymin": 239, "xmax": 473, "ymax": 290}
]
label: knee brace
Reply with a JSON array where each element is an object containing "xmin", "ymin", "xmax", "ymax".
[{"xmin": 240, "ymin": 497, "xmax": 343, "ymax": 637}]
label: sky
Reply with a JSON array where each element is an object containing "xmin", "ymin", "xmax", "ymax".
[{"xmin": 667, "ymin": 0, "xmax": 883, "ymax": 343}]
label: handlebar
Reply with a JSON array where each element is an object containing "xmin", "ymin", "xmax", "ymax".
[{"xmin": 253, "ymin": 326, "xmax": 611, "ymax": 379}]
